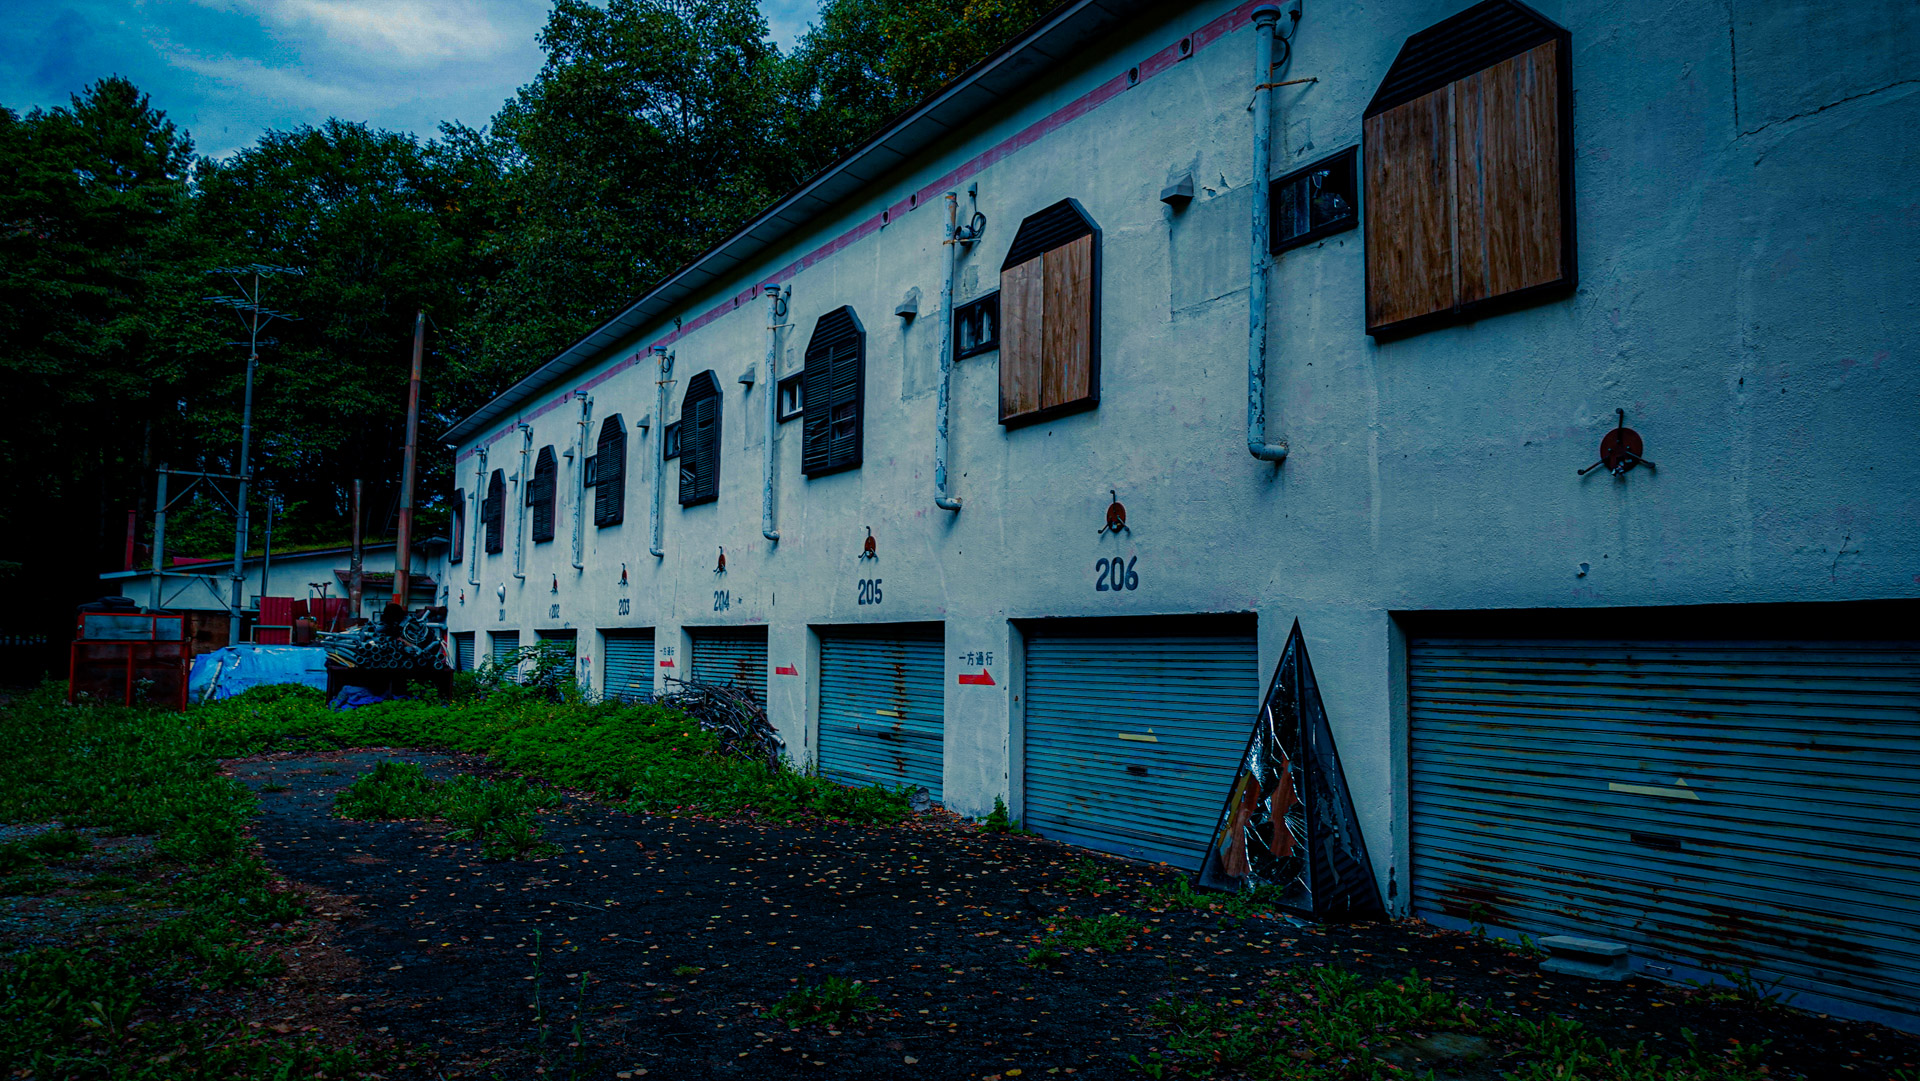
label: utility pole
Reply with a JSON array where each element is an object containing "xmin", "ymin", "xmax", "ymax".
[
  {"xmin": 206, "ymin": 264, "xmax": 303, "ymax": 644},
  {"xmin": 393, "ymin": 312, "xmax": 425, "ymax": 608},
  {"xmin": 350, "ymin": 479, "xmax": 364, "ymax": 623}
]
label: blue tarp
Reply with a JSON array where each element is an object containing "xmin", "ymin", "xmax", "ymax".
[{"xmin": 189, "ymin": 645, "xmax": 330, "ymax": 702}]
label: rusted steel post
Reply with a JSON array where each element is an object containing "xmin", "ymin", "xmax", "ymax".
[
  {"xmin": 393, "ymin": 312, "xmax": 425, "ymax": 606},
  {"xmin": 349, "ymin": 478, "xmax": 364, "ymax": 622}
]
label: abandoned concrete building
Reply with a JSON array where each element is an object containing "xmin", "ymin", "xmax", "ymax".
[{"xmin": 436, "ymin": 0, "xmax": 1920, "ymax": 1029}]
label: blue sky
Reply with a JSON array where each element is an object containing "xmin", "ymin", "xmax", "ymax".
[{"xmin": 0, "ymin": 0, "xmax": 825, "ymax": 158}]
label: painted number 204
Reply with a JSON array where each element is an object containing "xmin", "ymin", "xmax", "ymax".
[{"xmin": 1094, "ymin": 556, "xmax": 1139, "ymax": 592}]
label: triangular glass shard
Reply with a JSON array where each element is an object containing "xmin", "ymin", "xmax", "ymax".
[{"xmin": 1198, "ymin": 620, "xmax": 1384, "ymax": 919}]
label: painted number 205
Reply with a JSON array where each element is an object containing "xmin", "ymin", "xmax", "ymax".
[
  {"xmin": 1094, "ymin": 556, "xmax": 1139, "ymax": 592},
  {"xmin": 856, "ymin": 578, "xmax": 883, "ymax": 605}
]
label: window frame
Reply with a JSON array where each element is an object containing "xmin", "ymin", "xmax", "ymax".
[
  {"xmin": 800, "ymin": 306, "xmax": 865, "ymax": 478},
  {"xmin": 996, "ymin": 198, "xmax": 1101, "ymax": 429},
  {"xmin": 529, "ymin": 445, "xmax": 558, "ymax": 543},
  {"xmin": 954, "ymin": 291, "xmax": 1000, "ymax": 360},
  {"xmin": 1270, "ymin": 146, "xmax": 1359, "ymax": 254},
  {"xmin": 776, "ymin": 372, "xmax": 804, "ymax": 422},
  {"xmin": 662, "ymin": 421, "xmax": 683, "ymax": 458},
  {"xmin": 677, "ymin": 372, "xmax": 722, "ymax": 507},
  {"xmin": 482, "ymin": 469, "xmax": 505, "ymax": 554},
  {"xmin": 592, "ymin": 415, "xmax": 626, "ymax": 527}
]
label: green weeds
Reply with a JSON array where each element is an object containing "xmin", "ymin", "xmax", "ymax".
[
  {"xmin": 1138, "ymin": 967, "xmax": 1776, "ymax": 1081},
  {"xmin": 1059, "ymin": 857, "xmax": 1123, "ymax": 896},
  {"xmin": 1021, "ymin": 946, "xmax": 1065, "ymax": 969},
  {"xmin": 334, "ymin": 760, "xmax": 563, "ymax": 859},
  {"xmin": 1140, "ymin": 874, "xmax": 1290, "ymax": 922},
  {"xmin": 978, "ymin": 795, "xmax": 1026, "ymax": 833},
  {"xmin": 1048, "ymin": 913, "xmax": 1141, "ymax": 952},
  {"xmin": 768, "ymin": 975, "xmax": 882, "ymax": 1029}
]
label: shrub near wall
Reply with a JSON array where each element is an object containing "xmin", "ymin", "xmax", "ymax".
[{"xmin": 194, "ymin": 684, "xmax": 914, "ymax": 825}]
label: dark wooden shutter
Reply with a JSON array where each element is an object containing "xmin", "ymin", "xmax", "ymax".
[
  {"xmin": 1363, "ymin": 1, "xmax": 1573, "ymax": 337},
  {"xmin": 529, "ymin": 447, "xmax": 557, "ymax": 542},
  {"xmin": 999, "ymin": 199, "xmax": 1099, "ymax": 427},
  {"xmin": 483, "ymin": 469, "xmax": 505, "ymax": 554},
  {"xmin": 593, "ymin": 417, "xmax": 625, "ymax": 526},
  {"xmin": 801, "ymin": 306, "xmax": 864, "ymax": 477},
  {"xmin": 450, "ymin": 488, "xmax": 464, "ymax": 563},
  {"xmin": 678, "ymin": 373, "xmax": 721, "ymax": 506}
]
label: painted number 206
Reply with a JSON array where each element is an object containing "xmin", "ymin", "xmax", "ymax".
[{"xmin": 1094, "ymin": 556, "xmax": 1139, "ymax": 592}]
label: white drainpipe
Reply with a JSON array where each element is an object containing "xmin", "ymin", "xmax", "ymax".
[
  {"xmin": 650, "ymin": 347, "xmax": 672, "ymax": 558},
  {"xmin": 934, "ymin": 192, "xmax": 963, "ymax": 512},
  {"xmin": 761, "ymin": 282, "xmax": 785, "ymax": 542},
  {"xmin": 1247, "ymin": 3, "xmax": 1296, "ymax": 463},
  {"xmin": 512, "ymin": 424, "xmax": 531, "ymax": 580},
  {"xmin": 468, "ymin": 449, "xmax": 485, "ymax": 586},
  {"xmin": 571, "ymin": 392, "xmax": 591, "ymax": 570}
]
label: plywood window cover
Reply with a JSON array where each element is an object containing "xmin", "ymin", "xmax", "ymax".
[
  {"xmin": 998, "ymin": 198, "xmax": 1100, "ymax": 428},
  {"xmin": 1362, "ymin": 0, "xmax": 1575, "ymax": 339}
]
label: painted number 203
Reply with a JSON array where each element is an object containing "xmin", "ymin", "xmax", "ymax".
[
  {"xmin": 1094, "ymin": 556, "xmax": 1139, "ymax": 592},
  {"xmin": 856, "ymin": 579, "xmax": 883, "ymax": 605}
]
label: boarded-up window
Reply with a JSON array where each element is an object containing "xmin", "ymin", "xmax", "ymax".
[
  {"xmin": 593, "ymin": 417, "xmax": 625, "ymax": 527},
  {"xmin": 529, "ymin": 446, "xmax": 557, "ymax": 542},
  {"xmin": 678, "ymin": 372, "xmax": 722, "ymax": 506},
  {"xmin": 450, "ymin": 488, "xmax": 464, "ymax": 564},
  {"xmin": 801, "ymin": 306, "xmax": 864, "ymax": 476},
  {"xmin": 998, "ymin": 199, "xmax": 1099, "ymax": 427},
  {"xmin": 482, "ymin": 469, "xmax": 505, "ymax": 554},
  {"xmin": 1363, "ymin": 0, "xmax": 1574, "ymax": 338}
]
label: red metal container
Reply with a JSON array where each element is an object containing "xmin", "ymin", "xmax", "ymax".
[{"xmin": 68, "ymin": 610, "xmax": 190, "ymax": 710}]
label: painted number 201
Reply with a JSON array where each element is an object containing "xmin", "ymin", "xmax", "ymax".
[
  {"xmin": 1094, "ymin": 556, "xmax": 1139, "ymax": 592},
  {"xmin": 856, "ymin": 579, "xmax": 883, "ymax": 605}
]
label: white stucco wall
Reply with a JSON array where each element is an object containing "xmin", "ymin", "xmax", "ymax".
[{"xmin": 440, "ymin": 0, "xmax": 1920, "ymax": 910}]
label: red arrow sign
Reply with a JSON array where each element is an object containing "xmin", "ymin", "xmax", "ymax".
[
  {"xmin": 958, "ymin": 669, "xmax": 996, "ymax": 686},
  {"xmin": 776, "ymin": 665, "xmax": 799, "ymax": 676}
]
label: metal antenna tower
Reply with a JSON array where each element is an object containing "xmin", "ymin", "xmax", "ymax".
[{"xmin": 205, "ymin": 264, "xmax": 304, "ymax": 643}]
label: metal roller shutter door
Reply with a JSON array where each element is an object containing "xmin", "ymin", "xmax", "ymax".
[
  {"xmin": 1408, "ymin": 637, "xmax": 1920, "ymax": 1029},
  {"xmin": 1023, "ymin": 627, "xmax": 1259, "ymax": 869},
  {"xmin": 689, "ymin": 628, "xmax": 767, "ymax": 700},
  {"xmin": 818, "ymin": 629, "xmax": 944, "ymax": 798},
  {"xmin": 490, "ymin": 631, "xmax": 519, "ymax": 664},
  {"xmin": 453, "ymin": 633, "xmax": 475, "ymax": 672},
  {"xmin": 603, "ymin": 631, "xmax": 655, "ymax": 703}
]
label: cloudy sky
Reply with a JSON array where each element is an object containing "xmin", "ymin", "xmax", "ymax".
[{"xmin": 1, "ymin": 0, "xmax": 825, "ymax": 158}]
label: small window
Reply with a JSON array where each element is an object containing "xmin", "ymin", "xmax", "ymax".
[
  {"xmin": 1271, "ymin": 147, "xmax": 1358, "ymax": 253},
  {"xmin": 449, "ymin": 488, "xmax": 464, "ymax": 564},
  {"xmin": 593, "ymin": 415, "xmax": 625, "ymax": 526},
  {"xmin": 529, "ymin": 446, "xmax": 557, "ymax": 543},
  {"xmin": 776, "ymin": 372, "xmax": 804, "ymax": 422},
  {"xmin": 583, "ymin": 455, "xmax": 598, "ymax": 485},
  {"xmin": 954, "ymin": 292, "xmax": 999, "ymax": 359},
  {"xmin": 662, "ymin": 420, "xmax": 683, "ymax": 458},
  {"xmin": 998, "ymin": 199, "xmax": 1099, "ymax": 427},
  {"xmin": 801, "ymin": 307, "xmax": 864, "ymax": 477},
  {"xmin": 678, "ymin": 372, "xmax": 722, "ymax": 506},
  {"xmin": 1363, "ymin": 0, "xmax": 1574, "ymax": 337},
  {"xmin": 482, "ymin": 469, "xmax": 505, "ymax": 554}
]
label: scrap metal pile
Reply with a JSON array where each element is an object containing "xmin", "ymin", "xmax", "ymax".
[
  {"xmin": 319, "ymin": 605, "xmax": 450, "ymax": 671},
  {"xmin": 656, "ymin": 679, "xmax": 786, "ymax": 771}
]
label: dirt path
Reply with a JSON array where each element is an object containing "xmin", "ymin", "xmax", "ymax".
[{"xmin": 229, "ymin": 752, "xmax": 1919, "ymax": 1080}]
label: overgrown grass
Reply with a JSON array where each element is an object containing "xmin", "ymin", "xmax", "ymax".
[
  {"xmin": 196, "ymin": 682, "xmax": 915, "ymax": 825},
  {"xmin": 1141, "ymin": 874, "xmax": 1292, "ymax": 921},
  {"xmin": 767, "ymin": 975, "xmax": 882, "ymax": 1029},
  {"xmin": 1048, "ymin": 912, "xmax": 1143, "ymax": 952},
  {"xmin": 334, "ymin": 761, "xmax": 565, "ymax": 859},
  {"xmin": 0, "ymin": 684, "xmax": 386, "ymax": 1079},
  {"xmin": 1137, "ymin": 967, "xmax": 1772, "ymax": 1081}
]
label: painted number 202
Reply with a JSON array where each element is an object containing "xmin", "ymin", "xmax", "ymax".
[
  {"xmin": 1094, "ymin": 556, "xmax": 1139, "ymax": 592},
  {"xmin": 856, "ymin": 578, "xmax": 883, "ymax": 605}
]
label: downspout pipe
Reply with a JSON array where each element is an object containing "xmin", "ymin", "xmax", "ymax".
[
  {"xmin": 1247, "ymin": 3, "xmax": 1294, "ymax": 463},
  {"xmin": 933, "ymin": 193, "xmax": 964, "ymax": 511},
  {"xmin": 512, "ymin": 425, "xmax": 531, "ymax": 580},
  {"xmin": 571, "ymin": 393, "xmax": 591, "ymax": 570},
  {"xmin": 468, "ymin": 450, "xmax": 485, "ymax": 586},
  {"xmin": 761, "ymin": 282, "xmax": 784, "ymax": 542},
  {"xmin": 650, "ymin": 347, "xmax": 672, "ymax": 558}
]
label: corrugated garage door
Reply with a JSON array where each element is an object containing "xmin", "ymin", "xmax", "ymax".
[
  {"xmin": 452, "ymin": 632, "xmax": 475, "ymax": 672},
  {"xmin": 1409, "ymin": 637, "xmax": 1920, "ymax": 1029},
  {"xmin": 689, "ymin": 627, "xmax": 768, "ymax": 701},
  {"xmin": 1023, "ymin": 621, "xmax": 1259, "ymax": 869},
  {"xmin": 818, "ymin": 626, "xmax": 944, "ymax": 798},
  {"xmin": 603, "ymin": 630, "xmax": 655, "ymax": 703},
  {"xmin": 489, "ymin": 631, "xmax": 519, "ymax": 665}
]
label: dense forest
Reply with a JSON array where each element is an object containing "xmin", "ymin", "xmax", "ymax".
[{"xmin": 0, "ymin": 0, "xmax": 1050, "ymax": 660}]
